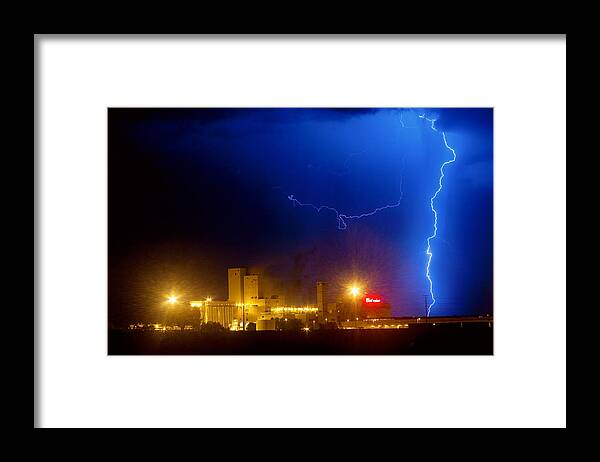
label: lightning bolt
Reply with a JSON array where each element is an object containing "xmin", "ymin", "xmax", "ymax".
[
  {"xmin": 419, "ymin": 114, "xmax": 457, "ymax": 316},
  {"xmin": 288, "ymin": 179, "xmax": 403, "ymax": 230},
  {"xmin": 287, "ymin": 110, "xmax": 456, "ymax": 317}
]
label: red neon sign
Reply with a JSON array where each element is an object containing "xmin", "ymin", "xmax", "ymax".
[{"xmin": 363, "ymin": 294, "xmax": 382, "ymax": 305}]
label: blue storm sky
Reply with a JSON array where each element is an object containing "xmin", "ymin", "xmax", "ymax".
[{"xmin": 109, "ymin": 108, "xmax": 493, "ymax": 320}]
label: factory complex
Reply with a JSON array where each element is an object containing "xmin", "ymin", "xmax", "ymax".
[{"xmin": 189, "ymin": 267, "xmax": 391, "ymax": 331}]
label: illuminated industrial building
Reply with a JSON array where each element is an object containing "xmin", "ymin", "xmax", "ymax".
[
  {"xmin": 191, "ymin": 268, "xmax": 280, "ymax": 329},
  {"xmin": 243, "ymin": 274, "xmax": 263, "ymax": 304},
  {"xmin": 228, "ymin": 267, "xmax": 246, "ymax": 304},
  {"xmin": 361, "ymin": 293, "xmax": 392, "ymax": 319},
  {"xmin": 191, "ymin": 267, "xmax": 321, "ymax": 330},
  {"xmin": 190, "ymin": 267, "xmax": 392, "ymax": 331},
  {"xmin": 242, "ymin": 274, "xmax": 263, "ymax": 323},
  {"xmin": 190, "ymin": 299, "xmax": 235, "ymax": 326}
]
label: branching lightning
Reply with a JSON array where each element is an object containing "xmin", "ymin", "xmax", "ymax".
[
  {"xmin": 419, "ymin": 114, "xmax": 457, "ymax": 315},
  {"xmin": 288, "ymin": 179, "xmax": 403, "ymax": 230}
]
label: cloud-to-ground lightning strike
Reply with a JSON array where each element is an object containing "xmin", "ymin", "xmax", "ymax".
[
  {"xmin": 419, "ymin": 114, "xmax": 457, "ymax": 316},
  {"xmin": 288, "ymin": 111, "xmax": 456, "ymax": 317},
  {"xmin": 288, "ymin": 184, "xmax": 403, "ymax": 230}
]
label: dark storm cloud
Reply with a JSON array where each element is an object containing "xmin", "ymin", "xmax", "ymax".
[
  {"xmin": 109, "ymin": 107, "xmax": 493, "ymax": 323},
  {"xmin": 434, "ymin": 108, "xmax": 493, "ymax": 133},
  {"xmin": 110, "ymin": 108, "xmax": 388, "ymax": 149},
  {"xmin": 109, "ymin": 108, "xmax": 244, "ymax": 125},
  {"xmin": 110, "ymin": 107, "xmax": 384, "ymax": 131}
]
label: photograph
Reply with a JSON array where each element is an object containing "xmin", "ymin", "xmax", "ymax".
[
  {"xmin": 108, "ymin": 107, "xmax": 493, "ymax": 355},
  {"xmin": 36, "ymin": 34, "xmax": 566, "ymax": 429}
]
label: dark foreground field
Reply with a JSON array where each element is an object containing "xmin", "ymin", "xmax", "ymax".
[{"xmin": 109, "ymin": 323, "xmax": 493, "ymax": 355}]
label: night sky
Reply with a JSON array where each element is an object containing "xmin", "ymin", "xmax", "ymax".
[{"xmin": 108, "ymin": 108, "xmax": 493, "ymax": 325}]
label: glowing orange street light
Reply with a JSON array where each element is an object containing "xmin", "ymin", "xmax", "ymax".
[
  {"xmin": 167, "ymin": 295, "xmax": 178, "ymax": 305},
  {"xmin": 348, "ymin": 285, "xmax": 361, "ymax": 320}
]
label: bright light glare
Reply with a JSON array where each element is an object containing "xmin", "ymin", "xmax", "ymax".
[
  {"xmin": 349, "ymin": 286, "xmax": 360, "ymax": 297},
  {"xmin": 167, "ymin": 295, "xmax": 178, "ymax": 304}
]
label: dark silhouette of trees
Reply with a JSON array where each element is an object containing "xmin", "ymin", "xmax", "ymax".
[
  {"xmin": 199, "ymin": 321, "xmax": 227, "ymax": 334},
  {"xmin": 276, "ymin": 318, "xmax": 304, "ymax": 331}
]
